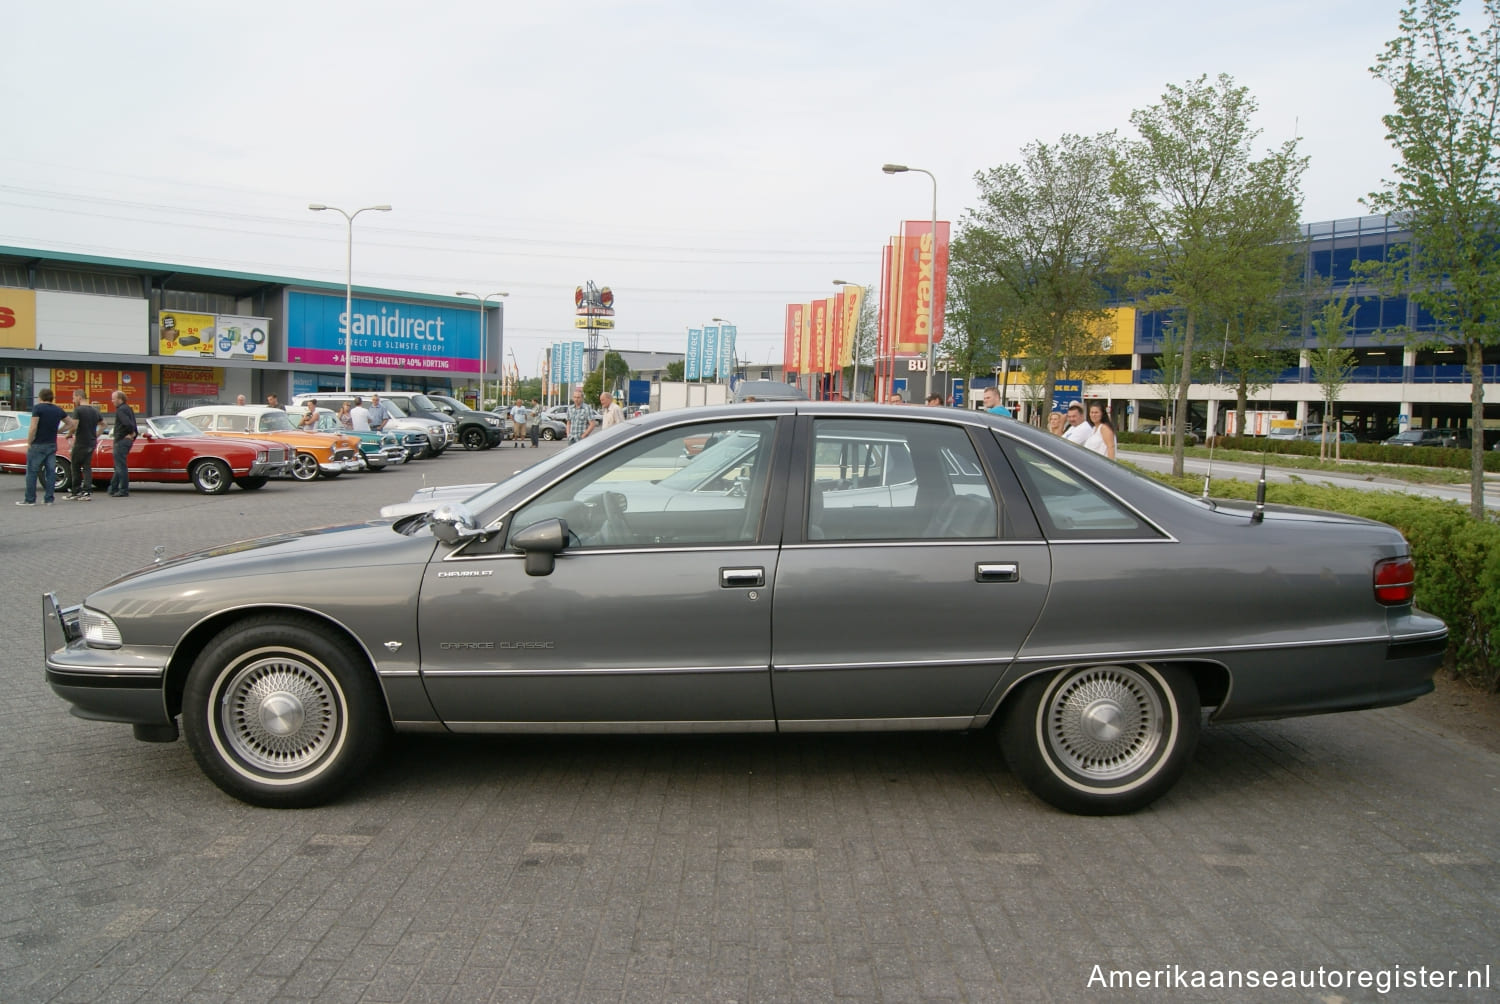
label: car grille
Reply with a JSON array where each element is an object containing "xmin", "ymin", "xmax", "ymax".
[
  {"xmin": 333, "ymin": 448, "xmax": 358, "ymax": 462},
  {"xmin": 265, "ymin": 447, "xmax": 288, "ymax": 463}
]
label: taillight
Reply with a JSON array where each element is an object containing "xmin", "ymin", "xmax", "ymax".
[{"xmin": 1374, "ymin": 556, "xmax": 1415, "ymax": 605}]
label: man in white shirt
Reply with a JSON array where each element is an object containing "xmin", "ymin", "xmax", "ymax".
[
  {"xmin": 599, "ymin": 391, "xmax": 624, "ymax": 430},
  {"xmin": 349, "ymin": 397, "xmax": 373, "ymax": 432},
  {"xmin": 1062, "ymin": 401, "xmax": 1093, "ymax": 445}
]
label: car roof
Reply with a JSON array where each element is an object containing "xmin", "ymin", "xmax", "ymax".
[{"xmin": 179, "ymin": 405, "xmax": 281, "ymax": 415}]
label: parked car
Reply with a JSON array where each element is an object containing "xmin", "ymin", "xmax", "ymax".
[
  {"xmin": 533, "ymin": 406, "xmax": 567, "ymax": 441},
  {"xmin": 732, "ymin": 379, "xmax": 809, "ymax": 403},
  {"xmin": 1147, "ymin": 423, "xmax": 1200, "ymax": 445},
  {"xmin": 1383, "ymin": 428, "xmax": 1468, "ymax": 448},
  {"xmin": 371, "ymin": 393, "xmax": 460, "ymax": 451},
  {"xmin": 290, "ymin": 393, "xmax": 449, "ymax": 458},
  {"xmin": 426, "ymin": 394, "xmax": 507, "ymax": 450},
  {"xmin": 42, "ymin": 404, "xmax": 1445, "ymax": 815},
  {"xmin": 1, "ymin": 415, "xmax": 291, "ymax": 494},
  {"xmin": 299, "ymin": 408, "xmax": 414, "ymax": 471},
  {"xmin": 178, "ymin": 405, "xmax": 361, "ymax": 481},
  {"xmin": 0, "ymin": 410, "xmax": 31, "ymax": 442}
]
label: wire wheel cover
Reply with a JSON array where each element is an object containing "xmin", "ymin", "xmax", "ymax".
[
  {"xmin": 1045, "ymin": 666, "xmax": 1165, "ymax": 781},
  {"xmin": 219, "ymin": 656, "xmax": 341, "ymax": 773}
]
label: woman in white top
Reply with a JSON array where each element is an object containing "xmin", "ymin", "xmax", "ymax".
[{"xmin": 1084, "ymin": 402, "xmax": 1117, "ymax": 459}]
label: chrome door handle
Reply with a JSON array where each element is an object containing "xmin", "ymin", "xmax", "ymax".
[
  {"xmin": 720, "ymin": 567, "xmax": 765, "ymax": 588},
  {"xmin": 975, "ymin": 562, "xmax": 1019, "ymax": 583}
]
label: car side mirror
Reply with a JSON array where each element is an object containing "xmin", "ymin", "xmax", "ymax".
[
  {"xmin": 512, "ymin": 517, "xmax": 570, "ymax": 576},
  {"xmin": 428, "ymin": 504, "xmax": 488, "ymax": 546}
]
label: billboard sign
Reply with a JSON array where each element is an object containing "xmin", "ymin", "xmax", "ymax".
[{"xmin": 286, "ymin": 292, "xmax": 480, "ymax": 373}]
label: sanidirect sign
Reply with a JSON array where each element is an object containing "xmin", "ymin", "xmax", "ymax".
[{"xmin": 286, "ymin": 292, "xmax": 480, "ymax": 373}]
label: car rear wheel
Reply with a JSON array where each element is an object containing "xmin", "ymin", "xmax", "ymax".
[
  {"xmin": 181, "ymin": 617, "xmax": 389, "ymax": 807},
  {"xmin": 289, "ymin": 452, "xmax": 319, "ymax": 481},
  {"xmin": 461, "ymin": 427, "xmax": 487, "ymax": 450},
  {"xmin": 999, "ymin": 662, "xmax": 1199, "ymax": 815},
  {"xmin": 541, "ymin": 427, "xmax": 557, "ymax": 441},
  {"xmin": 235, "ymin": 477, "xmax": 268, "ymax": 490},
  {"xmin": 52, "ymin": 458, "xmax": 71, "ymax": 492},
  {"xmin": 190, "ymin": 459, "xmax": 232, "ymax": 495}
]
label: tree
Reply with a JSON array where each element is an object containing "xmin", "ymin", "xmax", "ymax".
[
  {"xmin": 1112, "ymin": 74, "xmax": 1307, "ymax": 475},
  {"xmin": 582, "ymin": 351, "xmax": 630, "ymax": 400},
  {"xmin": 1366, "ymin": 0, "xmax": 1500, "ymax": 518},
  {"xmin": 665, "ymin": 360, "xmax": 685, "ymax": 381},
  {"xmin": 950, "ymin": 132, "xmax": 1120, "ymax": 420},
  {"xmin": 1309, "ymin": 293, "xmax": 1359, "ymax": 460}
]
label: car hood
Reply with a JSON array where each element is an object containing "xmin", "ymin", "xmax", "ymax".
[{"xmin": 95, "ymin": 520, "xmax": 437, "ymax": 593}]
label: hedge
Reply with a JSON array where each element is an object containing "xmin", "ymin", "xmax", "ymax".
[
  {"xmin": 1119, "ymin": 432, "xmax": 1500, "ymax": 472},
  {"xmin": 1144, "ymin": 472, "xmax": 1500, "ymax": 692}
]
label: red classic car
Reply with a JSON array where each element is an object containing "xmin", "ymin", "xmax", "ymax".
[{"xmin": 0, "ymin": 415, "xmax": 293, "ymax": 494}]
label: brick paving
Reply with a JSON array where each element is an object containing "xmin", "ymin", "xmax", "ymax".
[{"xmin": 1, "ymin": 442, "xmax": 1496, "ymax": 1002}]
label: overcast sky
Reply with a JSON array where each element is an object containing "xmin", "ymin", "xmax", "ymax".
[{"xmin": 3, "ymin": 0, "xmax": 1409, "ymax": 374}]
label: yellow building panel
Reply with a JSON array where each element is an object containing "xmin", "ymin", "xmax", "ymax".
[
  {"xmin": 0, "ymin": 288, "xmax": 37, "ymax": 349},
  {"xmin": 1093, "ymin": 307, "xmax": 1135, "ymax": 355}
]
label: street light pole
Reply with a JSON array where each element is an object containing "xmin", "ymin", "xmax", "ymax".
[
  {"xmin": 308, "ymin": 203, "xmax": 391, "ymax": 394},
  {"xmin": 456, "ymin": 291, "xmax": 509, "ymax": 408},
  {"xmin": 880, "ymin": 164, "xmax": 938, "ymax": 401}
]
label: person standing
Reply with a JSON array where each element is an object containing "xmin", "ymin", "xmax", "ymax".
[
  {"xmin": 235, "ymin": 394, "xmax": 247, "ymax": 406},
  {"xmin": 18, "ymin": 388, "xmax": 67, "ymax": 506},
  {"xmin": 368, "ymin": 393, "xmax": 390, "ymax": 431},
  {"xmin": 1084, "ymin": 402, "xmax": 1118, "ymax": 459},
  {"xmin": 265, "ymin": 393, "xmax": 283, "ymax": 410},
  {"xmin": 349, "ymin": 396, "xmax": 373, "ymax": 432},
  {"xmin": 64, "ymin": 389, "xmax": 102, "ymax": 500},
  {"xmin": 599, "ymin": 391, "xmax": 624, "ymax": 430},
  {"xmin": 336, "ymin": 401, "xmax": 353, "ymax": 429},
  {"xmin": 567, "ymin": 388, "xmax": 593, "ymax": 442},
  {"xmin": 981, "ymin": 386, "xmax": 1013, "ymax": 417},
  {"xmin": 107, "ymin": 390, "xmax": 138, "ymax": 498},
  {"xmin": 509, "ymin": 400, "xmax": 529, "ymax": 447},
  {"xmin": 1062, "ymin": 401, "xmax": 1093, "ymax": 446},
  {"xmin": 527, "ymin": 400, "xmax": 540, "ymax": 448}
]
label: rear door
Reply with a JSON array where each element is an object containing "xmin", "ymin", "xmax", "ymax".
[{"xmin": 770, "ymin": 415, "xmax": 1051, "ymax": 729}]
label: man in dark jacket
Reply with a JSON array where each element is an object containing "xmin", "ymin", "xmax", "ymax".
[
  {"xmin": 64, "ymin": 389, "xmax": 102, "ymax": 501},
  {"xmin": 19, "ymin": 388, "xmax": 66, "ymax": 506},
  {"xmin": 107, "ymin": 390, "xmax": 138, "ymax": 498}
]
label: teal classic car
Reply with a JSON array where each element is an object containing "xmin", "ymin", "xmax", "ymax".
[{"xmin": 300, "ymin": 407, "xmax": 414, "ymax": 470}]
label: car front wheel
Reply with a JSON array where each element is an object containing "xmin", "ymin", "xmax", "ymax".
[
  {"xmin": 541, "ymin": 427, "xmax": 557, "ymax": 441},
  {"xmin": 289, "ymin": 452, "xmax": 319, "ymax": 481},
  {"xmin": 181, "ymin": 617, "xmax": 389, "ymax": 807},
  {"xmin": 190, "ymin": 459, "xmax": 232, "ymax": 495},
  {"xmin": 999, "ymin": 662, "xmax": 1199, "ymax": 815},
  {"xmin": 461, "ymin": 427, "xmax": 487, "ymax": 450}
]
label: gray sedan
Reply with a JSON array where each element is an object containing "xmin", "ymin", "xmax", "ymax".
[{"xmin": 42, "ymin": 404, "xmax": 1446, "ymax": 814}]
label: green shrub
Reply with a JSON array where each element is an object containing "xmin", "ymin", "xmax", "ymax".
[{"xmin": 1140, "ymin": 472, "xmax": 1500, "ymax": 691}]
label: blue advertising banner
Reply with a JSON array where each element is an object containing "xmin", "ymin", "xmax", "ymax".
[
  {"xmin": 702, "ymin": 325, "xmax": 720, "ymax": 380},
  {"xmin": 718, "ymin": 325, "xmax": 736, "ymax": 380},
  {"xmin": 569, "ymin": 341, "xmax": 584, "ymax": 386},
  {"xmin": 685, "ymin": 328, "xmax": 703, "ymax": 381},
  {"xmin": 286, "ymin": 291, "xmax": 480, "ymax": 373}
]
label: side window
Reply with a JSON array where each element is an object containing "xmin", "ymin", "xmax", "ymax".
[
  {"xmin": 509, "ymin": 420, "xmax": 776, "ymax": 549},
  {"xmin": 808, "ymin": 419, "xmax": 998, "ymax": 541},
  {"xmin": 1007, "ymin": 442, "xmax": 1162, "ymax": 538},
  {"xmin": 186, "ymin": 415, "xmax": 212, "ymax": 431}
]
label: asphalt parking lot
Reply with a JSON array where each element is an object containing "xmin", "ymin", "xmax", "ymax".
[{"xmin": 2, "ymin": 441, "xmax": 1497, "ymax": 1002}]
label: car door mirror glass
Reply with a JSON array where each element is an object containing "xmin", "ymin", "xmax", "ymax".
[{"xmin": 513, "ymin": 517, "xmax": 569, "ymax": 575}]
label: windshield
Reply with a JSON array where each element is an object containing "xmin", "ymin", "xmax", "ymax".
[
  {"xmin": 146, "ymin": 415, "xmax": 200, "ymax": 437},
  {"xmin": 403, "ymin": 394, "xmax": 438, "ymax": 412},
  {"xmin": 437, "ymin": 396, "xmax": 477, "ymax": 414},
  {"xmin": 256, "ymin": 411, "xmax": 298, "ymax": 432},
  {"xmin": 1389, "ymin": 431, "xmax": 1424, "ymax": 443}
]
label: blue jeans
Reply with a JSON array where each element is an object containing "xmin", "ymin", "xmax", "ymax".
[
  {"xmin": 109, "ymin": 438, "xmax": 132, "ymax": 495},
  {"xmin": 25, "ymin": 443, "xmax": 57, "ymax": 503}
]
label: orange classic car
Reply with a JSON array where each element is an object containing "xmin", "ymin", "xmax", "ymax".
[{"xmin": 178, "ymin": 405, "xmax": 362, "ymax": 481}]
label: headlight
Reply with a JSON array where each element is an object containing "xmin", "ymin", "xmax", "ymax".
[
  {"xmin": 80, "ymin": 606, "xmax": 123, "ymax": 649},
  {"xmin": 486, "ymin": 417, "xmax": 500, "ymax": 426}
]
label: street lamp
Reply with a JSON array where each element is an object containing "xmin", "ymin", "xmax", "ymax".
[
  {"xmin": 308, "ymin": 203, "xmax": 392, "ymax": 393},
  {"xmin": 881, "ymin": 164, "xmax": 938, "ymax": 400},
  {"xmin": 455, "ymin": 290, "xmax": 509, "ymax": 408},
  {"xmin": 832, "ymin": 280, "xmax": 863, "ymax": 401}
]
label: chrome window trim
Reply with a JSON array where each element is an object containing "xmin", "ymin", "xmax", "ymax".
[
  {"xmin": 782, "ymin": 539, "xmax": 1054, "ymax": 551},
  {"xmin": 440, "ymin": 542, "xmax": 780, "ymax": 562}
]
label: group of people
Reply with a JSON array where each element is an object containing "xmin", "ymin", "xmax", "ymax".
[
  {"xmin": 1046, "ymin": 400, "xmax": 1117, "ymax": 458},
  {"xmin": 18, "ymin": 387, "xmax": 138, "ymax": 505}
]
